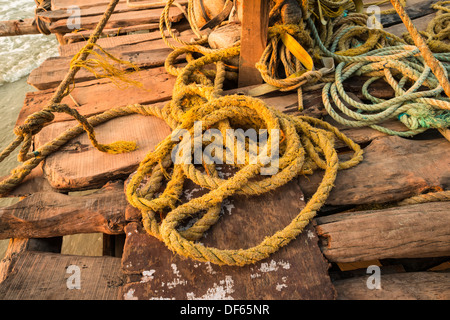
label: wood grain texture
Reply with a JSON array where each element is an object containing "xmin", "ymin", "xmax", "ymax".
[
  {"xmin": 37, "ymin": 112, "xmax": 171, "ymax": 191},
  {"xmin": 0, "ymin": 18, "xmax": 40, "ymax": 36},
  {"xmin": 379, "ymin": 0, "xmax": 436, "ymax": 27},
  {"xmin": 334, "ymin": 272, "xmax": 450, "ymax": 300},
  {"xmin": 59, "ymin": 31, "xmax": 168, "ymax": 56},
  {"xmin": 0, "ymin": 181, "xmax": 127, "ymax": 239},
  {"xmin": 314, "ymin": 201, "xmax": 450, "ymax": 263},
  {"xmin": 63, "ymin": 24, "xmax": 160, "ymax": 42},
  {"xmin": 0, "ymin": 163, "xmax": 55, "ymax": 197},
  {"xmin": 58, "ymin": 29, "xmax": 195, "ymax": 57},
  {"xmin": 48, "ymin": 6, "xmax": 184, "ymax": 34},
  {"xmin": 51, "ymin": 0, "xmax": 179, "ymax": 10},
  {"xmin": 238, "ymin": 0, "xmax": 269, "ymax": 87},
  {"xmin": 299, "ymin": 136, "xmax": 450, "ymax": 205},
  {"xmin": 120, "ymin": 179, "xmax": 336, "ymax": 300},
  {"xmin": 0, "ymin": 239, "xmax": 29, "ymax": 283},
  {"xmin": 27, "ymin": 46, "xmax": 178, "ymax": 90},
  {"xmin": 19, "ymin": 67, "xmax": 175, "ymax": 126},
  {"xmin": 384, "ymin": 12, "xmax": 436, "ymax": 36},
  {"xmin": 0, "ymin": 251, "xmax": 123, "ymax": 300},
  {"xmin": 43, "ymin": 0, "xmax": 188, "ymax": 22}
]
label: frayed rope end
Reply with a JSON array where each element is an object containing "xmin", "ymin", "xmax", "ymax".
[{"xmin": 98, "ymin": 141, "xmax": 138, "ymax": 154}]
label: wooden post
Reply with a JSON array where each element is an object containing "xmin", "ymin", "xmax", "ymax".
[
  {"xmin": 0, "ymin": 19, "xmax": 40, "ymax": 37},
  {"xmin": 55, "ymin": 33, "xmax": 68, "ymax": 45},
  {"xmin": 238, "ymin": 0, "xmax": 270, "ymax": 87}
]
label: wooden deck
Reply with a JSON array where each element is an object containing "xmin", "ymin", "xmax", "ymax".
[{"xmin": 0, "ymin": 0, "xmax": 449, "ymax": 300}]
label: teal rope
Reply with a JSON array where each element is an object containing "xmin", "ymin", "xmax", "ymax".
[{"xmin": 306, "ymin": 18, "xmax": 450, "ymax": 136}]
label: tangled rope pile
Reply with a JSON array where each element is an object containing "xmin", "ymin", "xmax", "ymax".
[
  {"xmin": 0, "ymin": 0, "xmax": 449, "ymax": 266},
  {"xmin": 124, "ymin": 45, "xmax": 363, "ymax": 266},
  {"xmin": 0, "ymin": 0, "xmax": 364, "ymax": 267},
  {"xmin": 306, "ymin": 1, "xmax": 450, "ymax": 136}
]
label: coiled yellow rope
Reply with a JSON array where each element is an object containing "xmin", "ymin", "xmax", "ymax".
[
  {"xmin": 0, "ymin": 0, "xmax": 363, "ymax": 267},
  {"xmin": 2, "ymin": 0, "xmax": 447, "ymax": 268},
  {"xmin": 124, "ymin": 45, "xmax": 363, "ymax": 266}
]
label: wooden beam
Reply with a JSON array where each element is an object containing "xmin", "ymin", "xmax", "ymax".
[
  {"xmin": 28, "ymin": 46, "xmax": 177, "ymax": 90},
  {"xmin": 63, "ymin": 23, "xmax": 160, "ymax": 43},
  {"xmin": 59, "ymin": 29, "xmax": 194, "ymax": 57},
  {"xmin": 380, "ymin": 0, "xmax": 436, "ymax": 27},
  {"xmin": 0, "ymin": 239, "xmax": 29, "ymax": 283},
  {"xmin": 47, "ymin": 7, "xmax": 184, "ymax": 34},
  {"xmin": 0, "ymin": 181, "xmax": 127, "ymax": 239},
  {"xmin": 0, "ymin": 251, "xmax": 123, "ymax": 299},
  {"xmin": 334, "ymin": 272, "xmax": 450, "ymax": 300},
  {"xmin": 19, "ymin": 67, "xmax": 177, "ymax": 126},
  {"xmin": 298, "ymin": 136, "xmax": 450, "ymax": 206},
  {"xmin": 314, "ymin": 201, "xmax": 450, "ymax": 263},
  {"xmin": 121, "ymin": 178, "xmax": 336, "ymax": 300},
  {"xmin": 42, "ymin": 0, "xmax": 188, "ymax": 22},
  {"xmin": 0, "ymin": 238, "xmax": 62, "ymax": 283},
  {"xmin": 0, "ymin": 19, "xmax": 40, "ymax": 37},
  {"xmin": 238, "ymin": 0, "xmax": 270, "ymax": 87},
  {"xmin": 59, "ymin": 30, "xmax": 170, "ymax": 56},
  {"xmin": 0, "ymin": 163, "xmax": 54, "ymax": 198},
  {"xmin": 51, "ymin": 0, "xmax": 181, "ymax": 11},
  {"xmin": 35, "ymin": 112, "xmax": 171, "ymax": 192}
]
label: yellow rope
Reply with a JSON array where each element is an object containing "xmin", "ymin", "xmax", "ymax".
[
  {"xmin": 2, "ymin": 0, "xmax": 448, "ymax": 268},
  {"xmin": 124, "ymin": 45, "xmax": 363, "ymax": 266}
]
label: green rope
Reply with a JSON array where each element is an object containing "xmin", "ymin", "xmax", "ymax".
[{"xmin": 306, "ymin": 18, "xmax": 450, "ymax": 136}]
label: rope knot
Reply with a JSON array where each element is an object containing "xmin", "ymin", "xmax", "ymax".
[
  {"xmin": 399, "ymin": 104, "xmax": 450, "ymax": 130},
  {"xmin": 14, "ymin": 109, "xmax": 55, "ymax": 137},
  {"xmin": 268, "ymin": 23, "xmax": 305, "ymax": 40}
]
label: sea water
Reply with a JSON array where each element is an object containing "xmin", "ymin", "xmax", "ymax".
[
  {"xmin": 0, "ymin": 0, "xmax": 59, "ymax": 175},
  {"xmin": 0, "ymin": 1, "xmax": 104, "ymax": 258}
]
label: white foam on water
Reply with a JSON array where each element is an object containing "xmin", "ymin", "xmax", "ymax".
[{"xmin": 0, "ymin": 0, "xmax": 59, "ymax": 86}]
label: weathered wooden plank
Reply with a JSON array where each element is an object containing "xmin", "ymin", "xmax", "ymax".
[
  {"xmin": 51, "ymin": 0, "xmax": 178, "ymax": 10},
  {"xmin": 1, "ymin": 238, "xmax": 64, "ymax": 283},
  {"xmin": 63, "ymin": 23, "xmax": 160, "ymax": 42},
  {"xmin": 0, "ymin": 251, "xmax": 123, "ymax": 300},
  {"xmin": 298, "ymin": 136, "xmax": 450, "ymax": 206},
  {"xmin": 59, "ymin": 31, "xmax": 167, "ymax": 56},
  {"xmin": 28, "ymin": 44, "xmax": 178, "ymax": 90},
  {"xmin": 0, "ymin": 19, "xmax": 40, "ymax": 37},
  {"xmin": 36, "ymin": 112, "xmax": 171, "ymax": 191},
  {"xmin": 0, "ymin": 239, "xmax": 29, "ymax": 283},
  {"xmin": 120, "ymin": 179, "xmax": 336, "ymax": 300},
  {"xmin": 0, "ymin": 163, "xmax": 55, "ymax": 197},
  {"xmin": 314, "ymin": 201, "xmax": 450, "ymax": 263},
  {"xmin": 18, "ymin": 67, "xmax": 176, "ymax": 126},
  {"xmin": 43, "ymin": 0, "xmax": 188, "ymax": 22},
  {"xmin": 334, "ymin": 272, "xmax": 450, "ymax": 300},
  {"xmin": 48, "ymin": 6, "xmax": 184, "ymax": 34},
  {"xmin": 384, "ymin": 12, "xmax": 436, "ymax": 36},
  {"xmin": 0, "ymin": 181, "xmax": 127, "ymax": 239},
  {"xmin": 238, "ymin": 0, "xmax": 269, "ymax": 87},
  {"xmin": 59, "ymin": 29, "xmax": 195, "ymax": 57}
]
